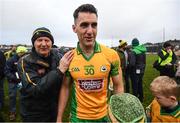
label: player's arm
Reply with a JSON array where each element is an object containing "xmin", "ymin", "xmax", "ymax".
[
  {"xmin": 56, "ymin": 76, "xmax": 72, "ymax": 122},
  {"xmin": 110, "ymin": 50, "xmax": 124, "ymax": 94},
  {"xmin": 112, "ymin": 68, "xmax": 124, "ymax": 94}
]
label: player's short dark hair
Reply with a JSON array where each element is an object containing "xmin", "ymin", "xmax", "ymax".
[{"xmin": 73, "ymin": 4, "xmax": 98, "ymax": 22}]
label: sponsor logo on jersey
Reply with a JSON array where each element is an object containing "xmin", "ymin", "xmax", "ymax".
[
  {"xmin": 71, "ymin": 67, "xmax": 80, "ymax": 72},
  {"xmin": 100, "ymin": 65, "xmax": 107, "ymax": 72},
  {"xmin": 78, "ymin": 78, "xmax": 103, "ymax": 92}
]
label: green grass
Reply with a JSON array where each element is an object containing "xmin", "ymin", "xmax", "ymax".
[
  {"xmin": 143, "ymin": 54, "xmax": 159, "ymax": 107},
  {"xmin": 0, "ymin": 54, "xmax": 159, "ymax": 122}
]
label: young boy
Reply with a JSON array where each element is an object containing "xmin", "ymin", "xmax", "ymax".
[
  {"xmin": 147, "ymin": 76, "xmax": 180, "ymax": 122},
  {"xmin": 108, "ymin": 93, "xmax": 146, "ymax": 122}
]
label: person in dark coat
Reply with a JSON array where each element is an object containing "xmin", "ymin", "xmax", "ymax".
[
  {"xmin": 4, "ymin": 46, "xmax": 28, "ymax": 121},
  {"xmin": 0, "ymin": 50, "xmax": 6, "ymax": 122},
  {"xmin": 129, "ymin": 38, "xmax": 146, "ymax": 102},
  {"xmin": 17, "ymin": 27, "xmax": 74, "ymax": 122},
  {"xmin": 158, "ymin": 42, "xmax": 177, "ymax": 77}
]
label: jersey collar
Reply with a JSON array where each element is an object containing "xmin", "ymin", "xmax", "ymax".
[
  {"xmin": 76, "ymin": 41, "xmax": 101, "ymax": 55},
  {"xmin": 160, "ymin": 101, "xmax": 180, "ymax": 117}
]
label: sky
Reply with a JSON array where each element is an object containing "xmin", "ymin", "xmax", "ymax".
[{"xmin": 0, "ymin": 0, "xmax": 179, "ymax": 47}]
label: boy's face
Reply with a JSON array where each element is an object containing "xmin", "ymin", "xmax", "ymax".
[{"xmin": 153, "ymin": 92, "xmax": 174, "ymax": 108}]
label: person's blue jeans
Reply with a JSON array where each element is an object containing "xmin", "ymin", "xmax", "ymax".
[
  {"xmin": 8, "ymin": 82, "xmax": 18, "ymax": 113},
  {"xmin": 0, "ymin": 78, "xmax": 4, "ymax": 110}
]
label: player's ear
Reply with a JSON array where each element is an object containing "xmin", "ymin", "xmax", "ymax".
[{"xmin": 72, "ymin": 25, "xmax": 76, "ymax": 33}]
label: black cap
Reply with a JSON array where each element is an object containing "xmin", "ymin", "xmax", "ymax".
[
  {"xmin": 131, "ymin": 38, "xmax": 139, "ymax": 47},
  {"xmin": 163, "ymin": 42, "xmax": 172, "ymax": 48},
  {"xmin": 31, "ymin": 27, "xmax": 54, "ymax": 46}
]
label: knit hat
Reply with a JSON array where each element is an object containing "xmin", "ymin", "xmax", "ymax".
[
  {"xmin": 16, "ymin": 46, "xmax": 28, "ymax": 54},
  {"xmin": 119, "ymin": 40, "xmax": 127, "ymax": 48},
  {"xmin": 163, "ymin": 42, "xmax": 172, "ymax": 48},
  {"xmin": 131, "ymin": 38, "xmax": 139, "ymax": 47},
  {"xmin": 31, "ymin": 27, "xmax": 54, "ymax": 46},
  {"xmin": 109, "ymin": 93, "xmax": 146, "ymax": 122}
]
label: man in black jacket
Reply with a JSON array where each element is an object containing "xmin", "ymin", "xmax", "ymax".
[
  {"xmin": 0, "ymin": 49, "xmax": 6, "ymax": 122},
  {"xmin": 17, "ymin": 27, "xmax": 74, "ymax": 122}
]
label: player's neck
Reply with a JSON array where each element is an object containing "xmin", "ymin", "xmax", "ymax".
[{"xmin": 80, "ymin": 45, "xmax": 94, "ymax": 57}]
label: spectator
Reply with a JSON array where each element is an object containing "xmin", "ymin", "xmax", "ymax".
[
  {"xmin": 4, "ymin": 46, "xmax": 28, "ymax": 121},
  {"xmin": 129, "ymin": 38, "xmax": 146, "ymax": 102},
  {"xmin": 117, "ymin": 40, "xmax": 127, "ymax": 74},
  {"xmin": 124, "ymin": 45, "xmax": 134, "ymax": 93},
  {"xmin": 158, "ymin": 42, "xmax": 177, "ymax": 77},
  {"xmin": 116, "ymin": 40, "xmax": 130, "ymax": 92},
  {"xmin": 4, "ymin": 45, "xmax": 16, "ymax": 60},
  {"xmin": 146, "ymin": 76, "xmax": 180, "ymax": 122},
  {"xmin": 17, "ymin": 27, "xmax": 73, "ymax": 122},
  {"xmin": 0, "ymin": 49, "xmax": 6, "ymax": 122},
  {"xmin": 174, "ymin": 45, "xmax": 180, "ymax": 59},
  {"xmin": 56, "ymin": 4, "xmax": 124, "ymax": 122}
]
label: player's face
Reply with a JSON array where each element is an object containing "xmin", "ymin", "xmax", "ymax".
[
  {"xmin": 73, "ymin": 12, "xmax": 97, "ymax": 48},
  {"xmin": 34, "ymin": 37, "xmax": 52, "ymax": 57}
]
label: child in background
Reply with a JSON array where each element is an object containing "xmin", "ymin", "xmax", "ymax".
[
  {"xmin": 146, "ymin": 76, "xmax": 180, "ymax": 122},
  {"xmin": 108, "ymin": 93, "xmax": 146, "ymax": 122}
]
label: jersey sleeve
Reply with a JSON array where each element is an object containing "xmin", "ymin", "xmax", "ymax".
[
  {"xmin": 110, "ymin": 50, "xmax": 120, "ymax": 76},
  {"xmin": 65, "ymin": 70, "xmax": 71, "ymax": 77}
]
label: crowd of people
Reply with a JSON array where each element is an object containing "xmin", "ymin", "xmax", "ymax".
[{"xmin": 0, "ymin": 3, "xmax": 179, "ymax": 122}]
